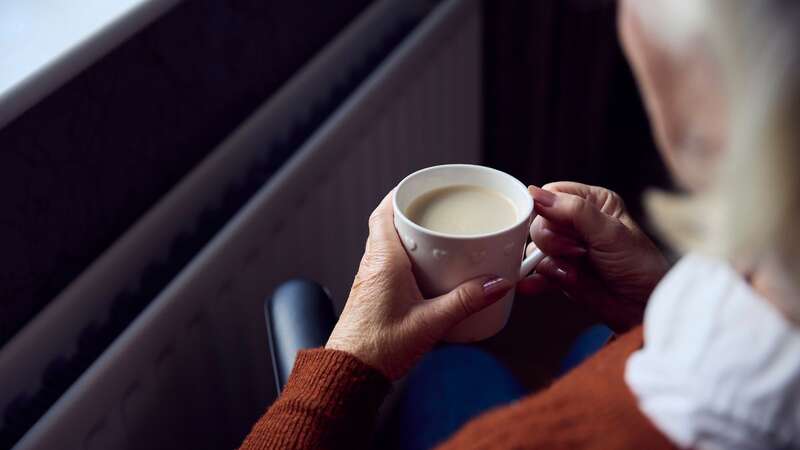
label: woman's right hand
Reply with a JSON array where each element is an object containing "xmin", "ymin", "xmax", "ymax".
[{"xmin": 518, "ymin": 182, "xmax": 670, "ymax": 333}]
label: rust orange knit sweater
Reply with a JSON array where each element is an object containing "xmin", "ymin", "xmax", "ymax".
[{"xmin": 239, "ymin": 326, "xmax": 678, "ymax": 450}]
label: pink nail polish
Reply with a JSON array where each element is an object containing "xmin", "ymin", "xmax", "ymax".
[
  {"xmin": 531, "ymin": 187, "xmax": 556, "ymax": 207},
  {"xmin": 482, "ymin": 277, "xmax": 510, "ymax": 301}
]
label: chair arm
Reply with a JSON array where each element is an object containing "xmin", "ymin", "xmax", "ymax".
[{"xmin": 264, "ymin": 279, "xmax": 337, "ymax": 393}]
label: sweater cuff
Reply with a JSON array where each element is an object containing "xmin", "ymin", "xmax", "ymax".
[{"xmin": 284, "ymin": 348, "xmax": 392, "ymax": 416}]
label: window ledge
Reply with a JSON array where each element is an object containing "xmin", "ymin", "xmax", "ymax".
[{"xmin": 0, "ymin": 0, "xmax": 181, "ymax": 129}]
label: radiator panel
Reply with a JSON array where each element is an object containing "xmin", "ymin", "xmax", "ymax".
[{"xmin": 12, "ymin": 0, "xmax": 481, "ymax": 448}]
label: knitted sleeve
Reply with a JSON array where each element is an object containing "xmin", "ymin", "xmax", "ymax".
[{"xmin": 238, "ymin": 348, "xmax": 391, "ymax": 450}]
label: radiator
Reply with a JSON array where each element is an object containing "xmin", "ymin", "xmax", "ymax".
[{"xmin": 9, "ymin": 0, "xmax": 481, "ymax": 448}]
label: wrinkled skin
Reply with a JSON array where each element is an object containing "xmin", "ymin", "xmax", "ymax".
[
  {"xmin": 326, "ymin": 0, "xmax": 795, "ymax": 380},
  {"xmin": 518, "ymin": 183, "xmax": 669, "ymax": 333},
  {"xmin": 617, "ymin": 0, "xmax": 727, "ymax": 192},
  {"xmin": 326, "ymin": 193, "xmax": 512, "ymax": 380}
]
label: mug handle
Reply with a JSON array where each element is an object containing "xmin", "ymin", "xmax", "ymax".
[{"xmin": 519, "ymin": 244, "xmax": 545, "ymax": 278}]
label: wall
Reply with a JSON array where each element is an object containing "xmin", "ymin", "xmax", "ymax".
[
  {"xmin": 0, "ymin": 0, "xmax": 372, "ymax": 346},
  {"xmin": 484, "ymin": 0, "xmax": 671, "ymax": 224}
]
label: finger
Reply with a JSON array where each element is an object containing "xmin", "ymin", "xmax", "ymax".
[
  {"xmin": 418, "ymin": 276, "xmax": 513, "ymax": 329},
  {"xmin": 529, "ymin": 186, "xmax": 625, "ymax": 246},
  {"xmin": 540, "ymin": 181, "xmax": 594, "ymax": 197},
  {"xmin": 530, "ymin": 217, "xmax": 582, "ymax": 241},
  {"xmin": 516, "ymin": 272, "xmax": 554, "ymax": 296},
  {"xmin": 541, "ymin": 182, "xmax": 638, "ymax": 230},
  {"xmin": 533, "ymin": 257, "xmax": 579, "ymax": 286},
  {"xmin": 530, "ymin": 218, "xmax": 587, "ymax": 258},
  {"xmin": 367, "ymin": 190, "xmax": 405, "ymax": 252},
  {"xmin": 540, "ymin": 182, "xmax": 629, "ymax": 217}
]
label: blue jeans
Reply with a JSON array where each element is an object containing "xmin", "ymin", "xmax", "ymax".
[
  {"xmin": 377, "ymin": 345, "xmax": 525, "ymax": 450},
  {"xmin": 378, "ymin": 324, "xmax": 612, "ymax": 450}
]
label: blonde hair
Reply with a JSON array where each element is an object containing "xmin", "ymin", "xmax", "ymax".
[{"xmin": 635, "ymin": 1, "xmax": 800, "ymax": 308}]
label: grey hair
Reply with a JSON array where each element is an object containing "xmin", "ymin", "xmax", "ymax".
[{"xmin": 634, "ymin": 1, "xmax": 800, "ymax": 314}]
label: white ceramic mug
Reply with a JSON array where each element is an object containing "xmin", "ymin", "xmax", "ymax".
[{"xmin": 393, "ymin": 164, "xmax": 545, "ymax": 342}]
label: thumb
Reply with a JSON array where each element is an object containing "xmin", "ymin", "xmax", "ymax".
[{"xmin": 418, "ymin": 276, "xmax": 513, "ymax": 330}]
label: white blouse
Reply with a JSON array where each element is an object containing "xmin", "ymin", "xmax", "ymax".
[{"xmin": 625, "ymin": 253, "xmax": 800, "ymax": 450}]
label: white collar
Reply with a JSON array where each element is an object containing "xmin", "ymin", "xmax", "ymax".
[{"xmin": 625, "ymin": 253, "xmax": 800, "ymax": 450}]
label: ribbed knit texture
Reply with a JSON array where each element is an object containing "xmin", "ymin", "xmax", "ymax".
[
  {"xmin": 239, "ymin": 348, "xmax": 391, "ymax": 450},
  {"xmin": 239, "ymin": 328, "xmax": 679, "ymax": 450},
  {"xmin": 435, "ymin": 326, "xmax": 678, "ymax": 450}
]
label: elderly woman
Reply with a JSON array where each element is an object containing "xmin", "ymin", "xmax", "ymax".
[{"xmin": 240, "ymin": 0, "xmax": 800, "ymax": 448}]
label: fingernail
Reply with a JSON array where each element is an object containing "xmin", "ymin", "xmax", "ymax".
[
  {"xmin": 482, "ymin": 277, "xmax": 510, "ymax": 301},
  {"xmin": 565, "ymin": 245, "xmax": 588, "ymax": 255},
  {"xmin": 550, "ymin": 260, "xmax": 574, "ymax": 281},
  {"xmin": 530, "ymin": 186, "xmax": 556, "ymax": 207}
]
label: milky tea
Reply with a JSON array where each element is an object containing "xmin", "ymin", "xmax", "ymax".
[{"xmin": 404, "ymin": 185, "xmax": 518, "ymax": 236}]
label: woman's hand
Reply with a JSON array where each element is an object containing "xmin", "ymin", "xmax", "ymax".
[
  {"xmin": 518, "ymin": 182, "xmax": 669, "ymax": 332},
  {"xmin": 326, "ymin": 192, "xmax": 513, "ymax": 380}
]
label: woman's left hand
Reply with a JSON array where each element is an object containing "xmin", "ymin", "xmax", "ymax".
[{"xmin": 326, "ymin": 192, "xmax": 513, "ymax": 381}]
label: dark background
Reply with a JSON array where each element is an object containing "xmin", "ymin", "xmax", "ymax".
[
  {"xmin": 484, "ymin": 1, "xmax": 668, "ymax": 219},
  {"xmin": 1, "ymin": 0, "xmax": 669, "ymax": 370},
  {"xmin": 0, "ymin": 0, "xmax": 372, "ymax": 345},
  {"xmin": 481, "ymin": 0, "xmax": 670, "ymax": 386}
]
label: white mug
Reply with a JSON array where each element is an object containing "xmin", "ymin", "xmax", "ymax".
[{"xmin": 393, "ymin": 164, "xmax": 545, "ymax": 342}]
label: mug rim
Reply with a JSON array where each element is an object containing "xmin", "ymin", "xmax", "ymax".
[{"xmin": 393, "ymin": 164, "xmax": 534, "ymax": 240}]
